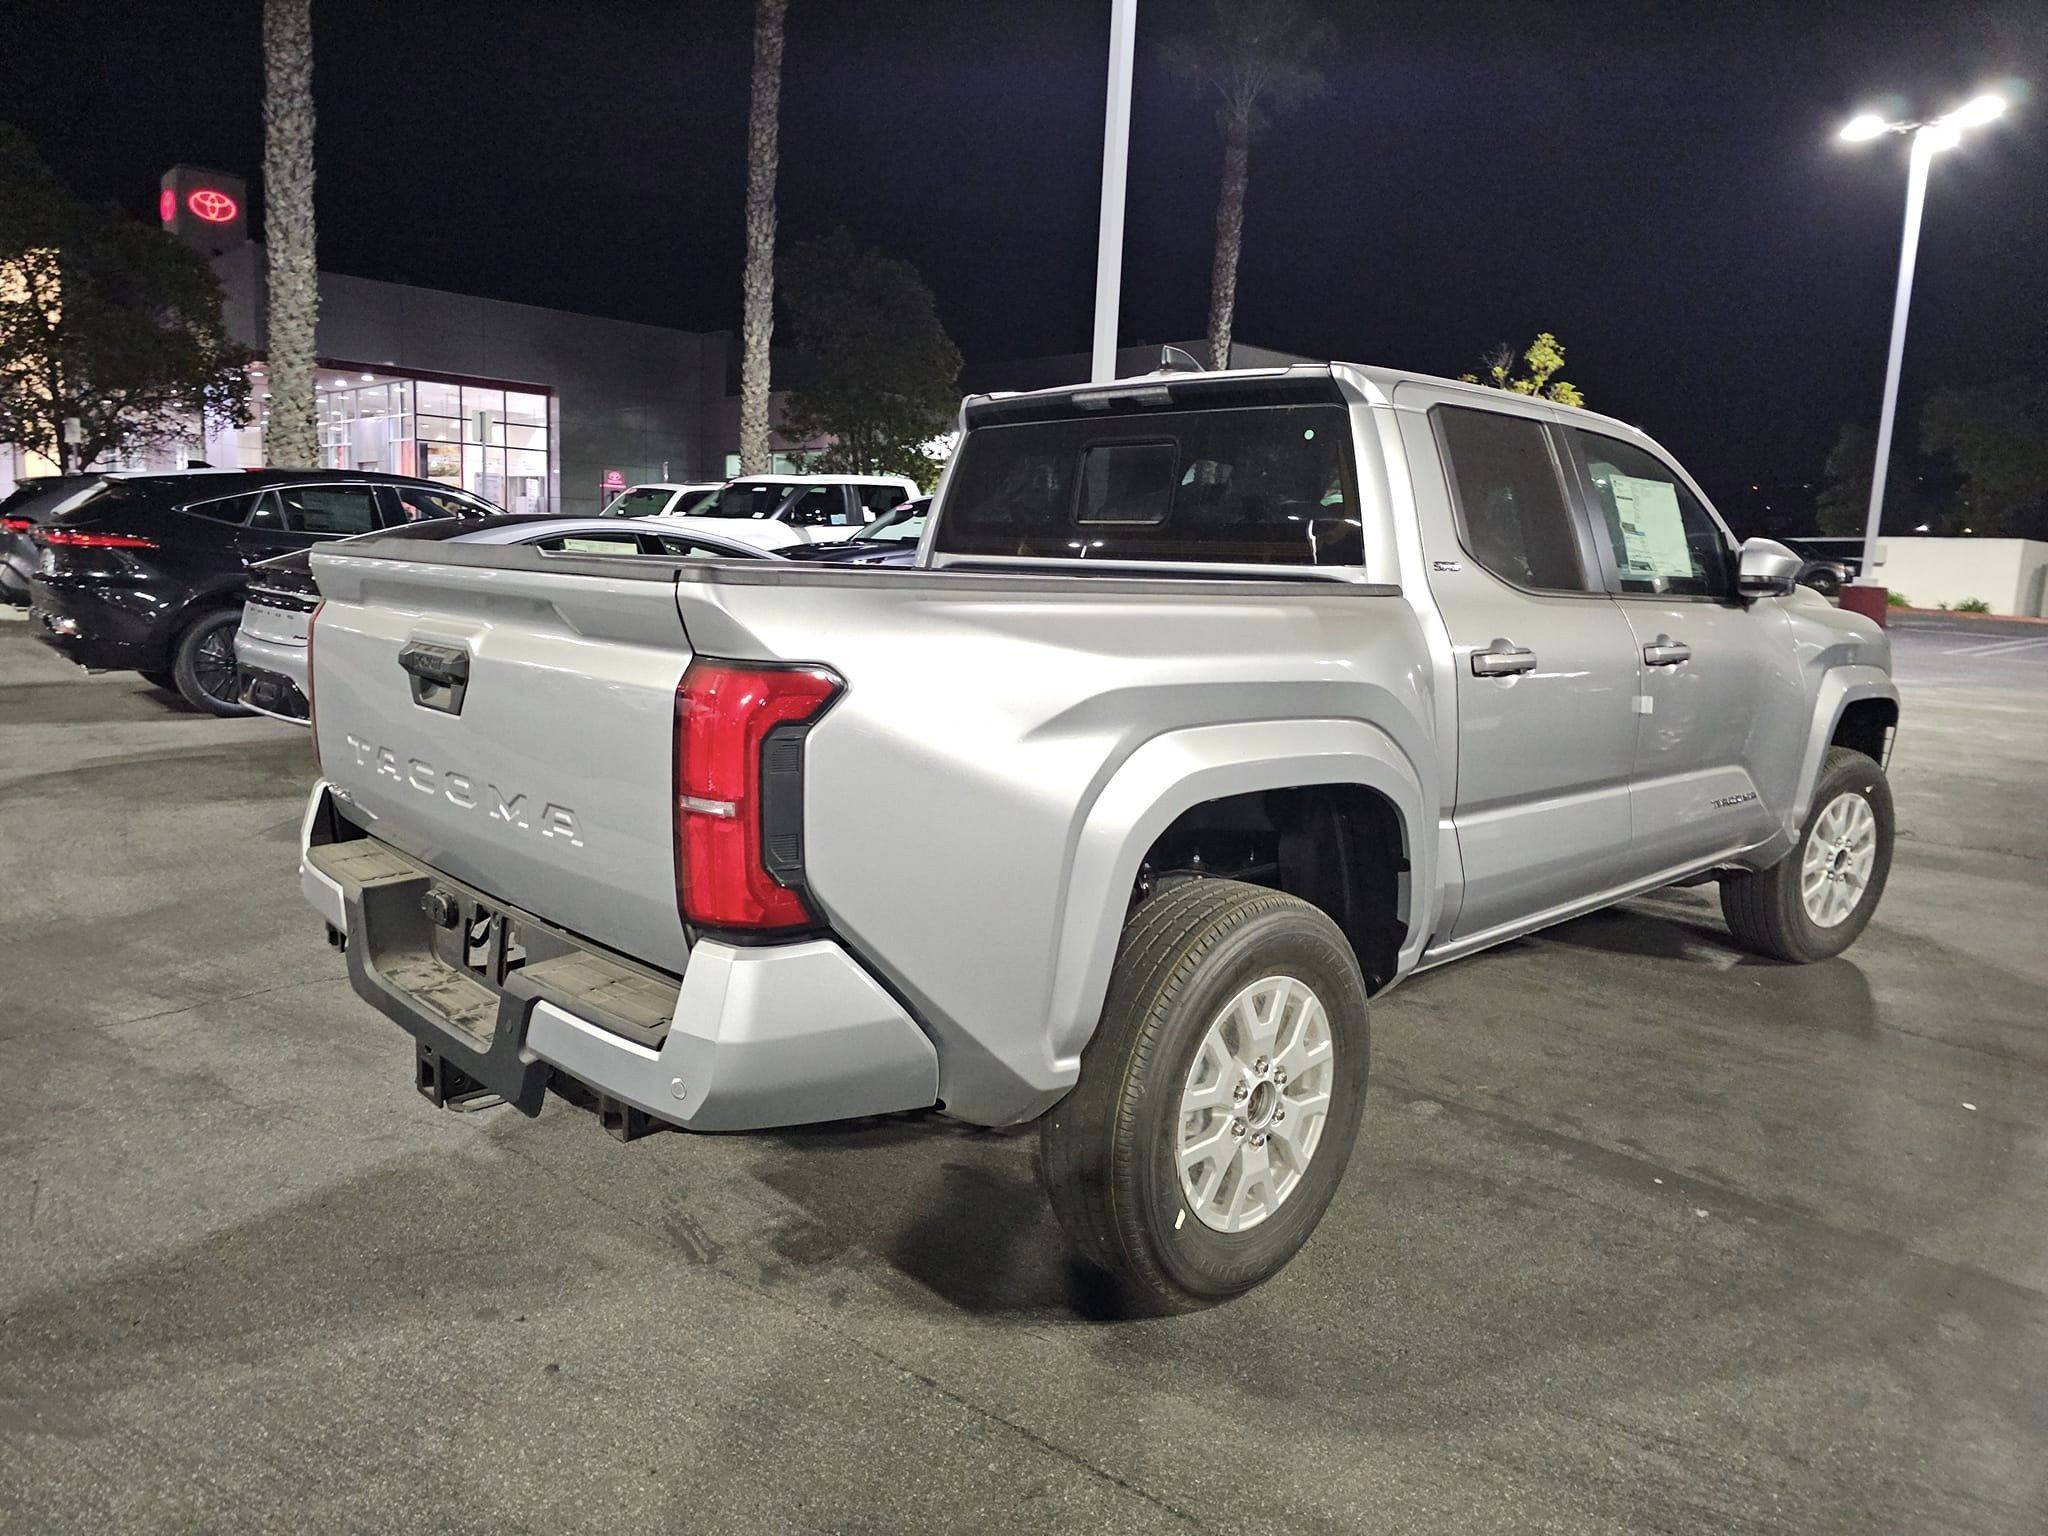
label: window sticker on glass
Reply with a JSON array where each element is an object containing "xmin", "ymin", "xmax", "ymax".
[{"xmin": 1609, "ymin": 472, "xmax": 1693, "ymax": 579}]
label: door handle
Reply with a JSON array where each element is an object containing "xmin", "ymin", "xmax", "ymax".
[
  {"xmin": 1643, "ymin": 635, "xmax": 1692, "ymax": 666},
  {"xmin": 1471, "ymin": 638, "xmax": 1537, "ymax": 677}
]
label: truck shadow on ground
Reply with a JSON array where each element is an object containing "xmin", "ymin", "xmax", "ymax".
[{"xmin": 0, "ymin": 676, "xmax": 213, "ymax": 726}]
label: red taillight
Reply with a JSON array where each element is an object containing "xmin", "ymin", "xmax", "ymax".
[
  {"xmin": 33, "ymin": 529, "xmax": 158, "ymax": 549},
  {"xmin": 306, "ymin": 599, "xmax": 325, "ymax": 768},
  {"xmin": 0, "ymin": 516, "xmax": 32, "ymax": 533},
  {"xmin": 674, "ymin": 659, "xmax": 842, "ymax": 933}
]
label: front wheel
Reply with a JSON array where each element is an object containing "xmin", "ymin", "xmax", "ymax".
[
  {"xmin": 1040, "ymin": 878, "xmax": 1371, "ymax": 1310},
  {"xmin": 171, "ymin": 609, "xmax": 249, "ymax": 717},
  {"xmin": 1720, "ymin": 746, "xmax": 1893, "ymax": 962}
]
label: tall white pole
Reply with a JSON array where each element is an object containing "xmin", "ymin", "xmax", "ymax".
[
  {"xmin": 1859, "ymin": 130, "xmax": 1934, "ymax": 584},
  {"xmin": 1091, "ymin": 0, "xmax": 1138, "ymax": 384}
]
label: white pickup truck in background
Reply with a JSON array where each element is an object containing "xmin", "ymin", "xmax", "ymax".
[{"xmin": 297, "ymin": 362, "xmax": 1897, "ymax": 1306}]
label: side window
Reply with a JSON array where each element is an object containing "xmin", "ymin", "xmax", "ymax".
[
  {"xmin": 247, "ymin": 491, "xmax": 283, "ymax": 529},
  {"xmin": 1568, "ymin": 431, "xmax": 1730, "ymax": 599},
  {"xmin": 1434, "ymin": 406, "xmax": 1589, "ymax": 593},
  {"xmin": 180, "ymin": 492, "xmax": 258, "ymax": 525},
  {"xmin": 785, "ymin": 487, "xmax": 849, "ymax": 527},
  {"xmin": 531, "ymin": 532, "xmax": 641, "ymax": 555},
  {"xmin": 388, "ymin": 485, "xmax": 490, "ymax": 523},
  {"xmin": 276, "ymin": 485, "xmax": 381, "ymax": 537},
  {"xmin": 857, "ymin": 484, "xmax": 905, "ymax": 517}
]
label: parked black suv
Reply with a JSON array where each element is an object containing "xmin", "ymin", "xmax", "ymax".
[
  {"xmin": 1, "ymin": 474, "xmax": 105, "ymax": 606},
  {"xmin": 27, "ymin": 469, "xmax": 500, "ymax": 714}
]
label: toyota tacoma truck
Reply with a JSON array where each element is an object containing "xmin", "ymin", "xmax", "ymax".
[{"xmin": 296, "ymin": 363, "xmax": 1899, "ymax": 1306}]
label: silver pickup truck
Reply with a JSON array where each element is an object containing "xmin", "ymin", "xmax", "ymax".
[{"xmin": 297, "ymin": 363, "xmax": 1898, "ymax": 1306}]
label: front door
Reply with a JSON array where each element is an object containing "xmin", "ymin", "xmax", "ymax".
[
  {"xmin": 1395, "ymin": 390, "xmax": 1644, "ymax": 944},
  {"xmin": 1559, "ymin": 427, "xmax": 1801, "ymax": 876}
]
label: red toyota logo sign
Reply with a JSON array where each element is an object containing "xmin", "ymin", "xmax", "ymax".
[
  {"xmin": 159, "ymin": 188, "xmax": 176, "ymax": 223},
  {"xmin": 602, "ymin": 470, "xmax": 627, "ymax": 491},
  {"xmin": 186, "ymin": 188, "xmax": 239, "ymax": 224}
]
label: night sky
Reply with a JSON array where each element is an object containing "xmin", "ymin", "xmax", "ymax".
[{"xmin": 10, "ymin": 0, "xmax": 2045, "ymax": 526}]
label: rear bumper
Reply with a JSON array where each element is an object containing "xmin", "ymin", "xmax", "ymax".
[
  {"xmin": 29, "ymin": 580, "xmax": 154, "ymax": 669},
  {"xmin": 300, "ymin": 783, "xmax": 938, "ymax": 1132},
  {"xmin": 235, "ymin": 626, "xmax": 310, "ymax": 722}
]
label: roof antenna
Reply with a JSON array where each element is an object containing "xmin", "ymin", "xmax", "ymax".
[{"xmin": 1157, "ymin": 345, "xmax": 1205, "ymax": 374}]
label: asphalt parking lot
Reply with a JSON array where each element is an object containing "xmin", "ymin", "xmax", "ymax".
[{"xmin": 2, "ymin": 608, "xmax": 2044, "ymax": 1534}]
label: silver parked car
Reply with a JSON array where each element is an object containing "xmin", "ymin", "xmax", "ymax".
[{"xmin": 295, "ymin": 362, "xmax": 1898, "ymax": 1306}]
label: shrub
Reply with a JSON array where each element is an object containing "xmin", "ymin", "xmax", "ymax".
[
  {"xmin": 1885, "ymin": 590, "xmax": 1910, "ymax": 608},
  {"xmin": 1956, "ymin": 597, "xmax": 1992, "ymax": 614}
]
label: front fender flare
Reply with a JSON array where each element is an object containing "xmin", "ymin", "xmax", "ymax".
[
  {"xmin": 1791, "ymin": 666, "xmax": 1898, "ymax": 825},
  {"xmin": 1044, "ymin": 717, "xmax": 1435, "ymax": 1077}
]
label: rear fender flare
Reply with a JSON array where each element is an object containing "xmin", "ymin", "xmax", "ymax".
[{"xmin": 1045, "ymin": 718, "xmax": 1434, "ymax": 1074}]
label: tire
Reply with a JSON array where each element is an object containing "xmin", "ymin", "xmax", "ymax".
[
  {"xmin": 171, "ymin": 609, "xmax": 249, "ymax": 717},
  {"xmin": 1040, "ymin": 878, "xmax": 1371, "ymax": 1310},
  {"xmin": 1720, "ymin": 745, "xmax": 1893, "ymax": 962},
  {"xmin": 139, "ymin": 669, "xmax": 178, "ymax": 692}
]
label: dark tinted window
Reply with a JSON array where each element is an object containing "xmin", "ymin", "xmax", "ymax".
[
  {"xmin": 390, "ymin": 485, "xmax": 492, "ymax": 523},
  {"xmin": 934, "ymin": 403, "xmax": 1361, "ymax": 566},
  {"xmin": 180, "ymin": 492, "xmax": 258, "ymax": 525},
  {"xmin": 787, "ymin": 487, "xmax": 857, "ymax": 527},
  {"xmin": 696, "ymin": 483, "xmax": 788, "ymax": 520},
  {"xmin": 601, "ymin": 487, "xmax": 676, "ymax": 519},
  {"xmin": 1434, "ymin": 406, "xmax": 1587, "ymax": 592},
  {"xmin": 1568, "ymin": 431, "xmax": 1730, "ymax": 599},
  {"xmin": 857, "ymin": 483, "xmax": 906, "ymax": 515},
  {"xmin": 277, "ymin": 485, "xmax": 381, "ymax": 536}
]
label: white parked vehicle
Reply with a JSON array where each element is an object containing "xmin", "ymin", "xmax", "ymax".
[
  {"xmin": 598, "ymin": 483, "xmax": 722, "ymax": 520},
  {"xmin": 234, "ymin": 515, "xmax": 775, "ymax": 723},
  {"xmin": 657, "ymin": 474, "xmax": 921, "ymax": 550}
]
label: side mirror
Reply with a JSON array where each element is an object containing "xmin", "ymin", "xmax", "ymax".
[{"xmin": 1736, "ymin": 537, "xmax": 1803, "ymax": 599}]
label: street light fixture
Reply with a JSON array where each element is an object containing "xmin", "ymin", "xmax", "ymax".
[{"xmin": 1838, "ymin": 93, "xmax": 2008, "ymax": 598}]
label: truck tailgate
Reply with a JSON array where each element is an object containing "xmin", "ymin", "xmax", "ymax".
[{"xmin": 309, "ymin": 546, "xmax": 694, "ymax": 972}]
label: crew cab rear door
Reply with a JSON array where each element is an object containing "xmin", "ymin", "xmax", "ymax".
[{"xmin": 1392, "ymin": 383, "xmax": 1642, "ymax": 945}]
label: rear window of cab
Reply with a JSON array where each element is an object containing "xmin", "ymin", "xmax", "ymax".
[{"xmin": 933, "ymin": 403, "xmax": 1361, "ymax": 567}]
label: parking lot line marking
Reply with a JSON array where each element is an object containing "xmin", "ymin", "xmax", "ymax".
[{"xmin": 1940, "ymin": 636, "xmax": 2048, "ymax": 656}]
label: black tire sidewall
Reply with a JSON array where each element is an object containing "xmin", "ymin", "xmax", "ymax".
[
  {"xmin": 1125, "ymin": 904, "xmax": 1370, "ymax": 1300},
  {"xmin": 1772, "ymin": 752, "xmax": 1894, "ymax": 961},
  {"xmin": 174, "ymin": 610, "xmax": 248, "ymax": 716}
]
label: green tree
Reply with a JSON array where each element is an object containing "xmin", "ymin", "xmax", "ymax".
[
  {"xmin": 779, "ymin": 229, "xmax": 961, "ymax": 486},
  {"xmin": 0, "ymin": 125, "xmax": 250, "ymax": 473},
  {"xmin": 1814, "ymin": 423, "xmax": 1936, "ymax": 538},
  {"xmin": 1921, "ymin": 381, "xmax": 2048, "ymax": 538},
  {"xmin": 1163, "ymin": 0, "xmax": 1332, "ymax": 371},
  {"xmin": 1462, "ymin": 331, "xmax": 1585, "ymax": 408}
]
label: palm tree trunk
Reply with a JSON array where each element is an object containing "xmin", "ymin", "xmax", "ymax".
[
  {"xmin": 738, "ymin": 0, "xmax": 788, "ymax": 476},
  {"xmin": 261, "ymin": 0, "xmax": 318, "ymax": 468},
  {"xmin": 1204, "ymin": 106, "xmax": 1251, "ymax": 372}
]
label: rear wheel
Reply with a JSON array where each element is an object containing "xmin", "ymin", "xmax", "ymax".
[
  {"xmin": 1040, "ymin": 878, "xmax": 1370, "ymax": 1309},
  {"xmin": 1720, "ymin": 746, "xmax": 1892, "ymax": 962},
  {"xmin": 171, "ymin": 609, "xmax": 249, "ymax": 717}
]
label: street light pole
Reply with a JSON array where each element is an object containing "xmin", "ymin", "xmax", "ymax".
[
  {"xmin": 1858, "ymin": 129, "xmax": 1934, "ymax": 583},
  {"xmin": 1091, "ymin": 0, "xmax": 1138, "ymax": 384},
  {"xmin": 1837, "ymin": 93, "xmax": 2007, "ymax": 595}
]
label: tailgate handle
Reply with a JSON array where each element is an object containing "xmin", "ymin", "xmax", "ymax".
[{"xmin": 398, "ymin": 641, "xmax": 471, "ymax": 714}]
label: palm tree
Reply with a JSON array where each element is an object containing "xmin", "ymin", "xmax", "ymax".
[
  {"xmin": 1164, "ymin": 1, "xmax": 1331, "ymax": 371},
  {"xmin": 261, "ymin": 0, "xmax": 317, "ymax": 466},
  {"xmin": 737, "ymin": 0, "xmax": 788, "ymax": 475}
]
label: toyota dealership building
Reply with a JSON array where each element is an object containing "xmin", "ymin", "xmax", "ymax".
[{"xmin": 3, "ymin": 166, "xmax": 812, "ymax": 516}]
